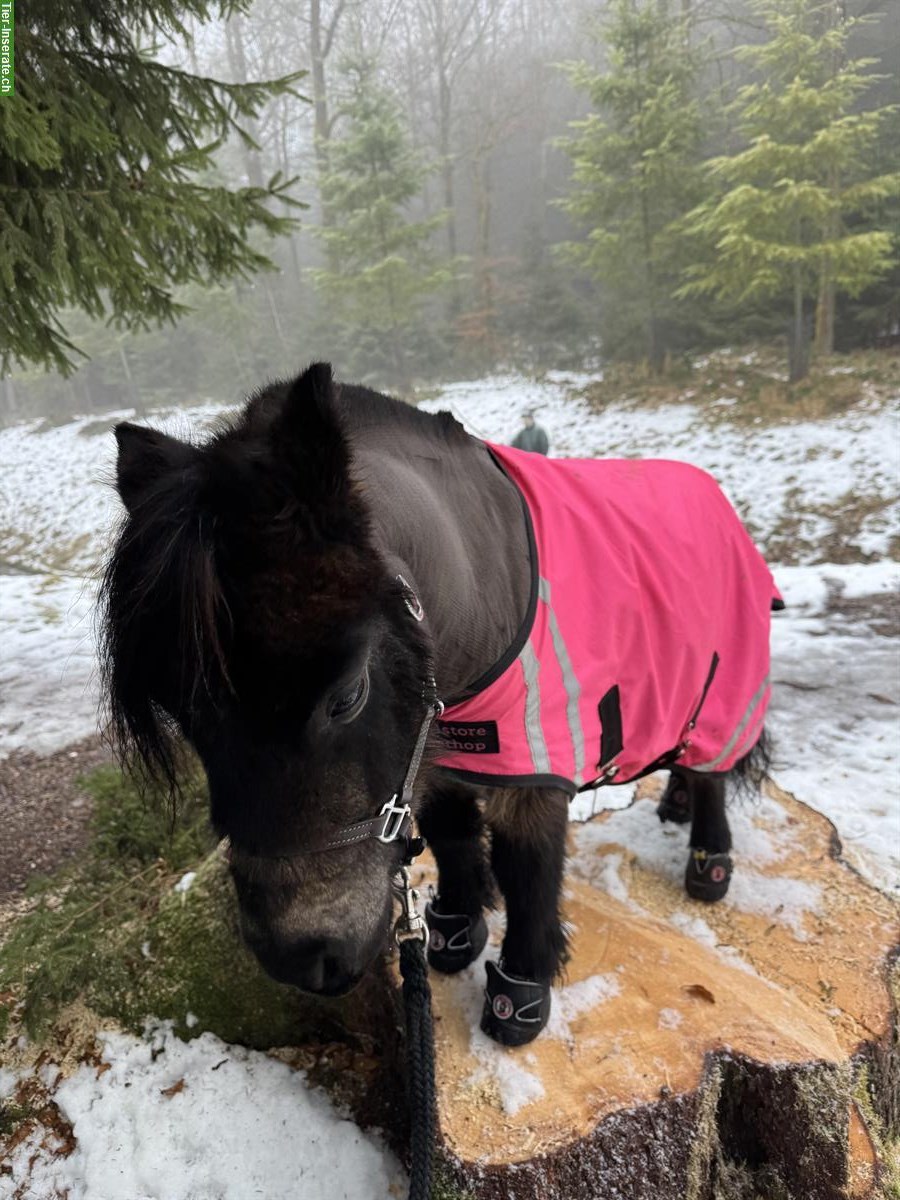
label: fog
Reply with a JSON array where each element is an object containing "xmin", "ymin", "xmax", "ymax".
[{"xmin": 3, "ymin": 0, "xmax": 898, "ymax": 419}]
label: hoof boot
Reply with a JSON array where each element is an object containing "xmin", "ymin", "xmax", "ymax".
[
  {"xmin": 480, "ymin": 960, "xmax": 551, "ymax": 1047},
  {"xmin": 685, "ymin": 849, "xmax": 733, "ymax": 901},
  {"xmin": 425, "ymin": 901, "xmax": 487, "ymax": 974}
]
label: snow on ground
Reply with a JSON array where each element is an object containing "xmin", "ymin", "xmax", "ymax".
[
  {"xmin": 1, "ymin": 370, "xmax": 898, "ymax": 1196},
  {"xmin": 426, "ymin": 372, "xmax": 900, "ymax": 562},
  {"xmin": 1, "ymin": 1022, "xmax": 406, "ymax": 1200},
  {"xmin": 0, "ymin": 572, "xmax": 98, "ymax": 756},
  {"xmin": 766, "ymin": 563, "xmax": 900, "ymax": 893},
  {"xmin": 0, "ymin": 402, "xmax": 235, "ymax": 575}
]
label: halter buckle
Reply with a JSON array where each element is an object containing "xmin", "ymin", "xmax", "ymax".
[{"xmin": 378, "ymin": 797, "xmax": 411, "ymax": 843}]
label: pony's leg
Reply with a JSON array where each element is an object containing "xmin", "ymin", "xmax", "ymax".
[
  {"xmin": 684, "ymin": 773, "xmax": 733, "ymax": 901},
  {"xmin": 481, "ymin": 787, "xmax": 569, "ymax": 1046},
  {"xmin": 418, "ymin": 778, "xmax": 492, "ymax": 974},
  {"xmin": 657, "ymin": 767, "xmax": 693, "ymax": 824}
]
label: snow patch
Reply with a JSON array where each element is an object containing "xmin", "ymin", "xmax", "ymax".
[
  {"xmin": 581, "ymin": 851, "xmax": 641, "ymax": 910},
  {"xmin": 726, "ymin": 871, "xmax": 822, "ymax": 941},
  {"xmin": 0, "ymin": 574, "xmax": 99, "ymax": 757},
  {"xmin": 658, "ymin": 1008, "xmax": 683, "ymax": 1030},
  {"xmin": 546, "ymin": 973, "xmax": 622, "ymax": 1041},
  {"xmin": 668, "ymin": 912, "xmax": 760, "ymax": 978},
  {"xmin": 466, "ymin": 1035, "xmax": 547, "ymax": 1116},
  {"xmin": 4, "ymin": 1022, "xmax": 406, "ymax": 1200}
]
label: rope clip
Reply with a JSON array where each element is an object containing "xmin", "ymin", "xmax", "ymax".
[{"xmin": 393, "ymin": 866, "xmax": 427, "ymax": 944}]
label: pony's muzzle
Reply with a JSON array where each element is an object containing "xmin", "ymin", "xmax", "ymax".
[{"xmin": 246, "ymin": 931, "xmax": 365, "ymax": 997}]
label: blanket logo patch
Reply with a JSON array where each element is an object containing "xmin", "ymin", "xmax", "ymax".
[{"xmin": 436, "ymin": 720, "xmax": 500, "ymax": 755}]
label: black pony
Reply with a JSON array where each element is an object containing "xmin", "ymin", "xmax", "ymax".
[{"xmin": 101, "ymin": 363, "xmax": 770, "ymax": 1047}]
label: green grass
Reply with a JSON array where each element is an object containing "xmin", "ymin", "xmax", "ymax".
[
  {"xmin": 0, "ymin": 765, "xmax": 215, "ymax": 1038},
  {"xmin": 0, "ymin": 1100, "xmax": 36, "ymax": 1138},
  {"xmin": 0, "ymin": 764, "xmax": 369, "ymax": 1051}
]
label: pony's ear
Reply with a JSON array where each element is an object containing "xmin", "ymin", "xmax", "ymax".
[
  {"xmin": 272, "ymin": 362, "xmax": 350, "ymax": 497},
  {"xmin": 114, "ymin": 423, "xmax": 196, "ymax": 513}
]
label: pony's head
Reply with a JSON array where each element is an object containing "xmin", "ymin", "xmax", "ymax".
[{"xmin": 101, "ymin": 363, "xmax": 432, "ymax": 995}]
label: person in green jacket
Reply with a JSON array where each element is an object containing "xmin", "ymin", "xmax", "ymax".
[{"xmin": 511, "ymin": 409, "xmax": 550, "ymax": 455}]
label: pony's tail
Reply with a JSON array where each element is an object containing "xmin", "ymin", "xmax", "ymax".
[{"xmin": 730, "ymin": 726, "xmax": 773, "ymax": 797}]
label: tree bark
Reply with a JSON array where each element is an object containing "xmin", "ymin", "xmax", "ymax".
[
  {"xmin": 118, "ymin": 345, "xmax": 139, "ymax": 409},
  {"xmin": 225, "ymin": 23, "xmax": 265, "ymax": 192},
  {"xmin": 790, "ymin": 268, "xmax": 810, "ymax": 382},
  {"xmin": 816, "ymin": 250, "xmax": 837, "ymax": 358},
  {"xmin": 309, "ymin": 0, "xmax": 333, "ymax": 229},
  {"xmin": 1, "ymin": 375, "xmax": 17, "ymax": 419},
  {"xmin": 814, "ymin": 3, "xmax": 844, "ymax": 358}
]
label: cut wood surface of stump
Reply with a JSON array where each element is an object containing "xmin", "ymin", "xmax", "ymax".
[{"xmin": 405, "ymin": 779, "xmax": 899, "ymax": 1200}]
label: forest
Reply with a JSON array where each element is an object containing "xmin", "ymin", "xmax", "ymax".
[{"xmin": 1, "ymin": 0, "xmax": 898, "ymax": 418}]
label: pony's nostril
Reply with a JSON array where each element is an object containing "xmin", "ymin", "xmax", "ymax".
[
  {"xmin": 301, "ymin": 951, "xmax": 326, "ymax": 993},
  {"xmin": 246, "ymin": 933, "xmax": 359, "ymax": 996}
]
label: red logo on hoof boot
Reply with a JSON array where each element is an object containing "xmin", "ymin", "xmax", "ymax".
[
  {"xmin": 492, "ymin": 994, "xmax": 514, "ymax": 1020},
  {"xmin": 429, "ymin": 929, "xmax": 446, "ymax": 952},
  {"xmin": 711, "ymin": 865, "xmax": 727, "ymax": 883}
]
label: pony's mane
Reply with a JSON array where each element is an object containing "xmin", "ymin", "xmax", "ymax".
[{"xmin": 100, "ymin": 452, "xmax": 232, "ymax": 796}]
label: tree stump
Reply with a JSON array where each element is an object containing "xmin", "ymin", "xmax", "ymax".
[
  {"xmin": 5, "ymin": 782, "xmax": 893, "ymax": 1200},
  {"xmin": 407, "ymin": 782, "xmax": 898, "ymax": 1200}
]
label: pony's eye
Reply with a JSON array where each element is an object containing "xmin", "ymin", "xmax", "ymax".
[{"xmin": 328, "ymin": 674, "xmax": 367, "ymax": 721}]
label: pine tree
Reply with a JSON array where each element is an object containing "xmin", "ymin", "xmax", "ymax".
[
  {"xmin": 559, "ymin": 0, "xmax": 706, "ymax": 370},
  {"xmin": 679, "ymin": 0, "xmax": 899, "ymax": 381},
  {"xmin": 0, "ymin": 1, "xmax": 305, "ymax": 374},
  {"xmin": 308, "ymin": 60, "xmax": 449, "ymax": 385}
]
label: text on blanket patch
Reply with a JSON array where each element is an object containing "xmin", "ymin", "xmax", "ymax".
[{"xmin": 437, "ymin": 720, "xmax": 500, "ymax": 754}]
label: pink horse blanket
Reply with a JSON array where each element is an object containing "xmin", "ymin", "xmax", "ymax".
[{"xmin": 434, "ymin": 443, "xmax": 780, "ymax": 795}]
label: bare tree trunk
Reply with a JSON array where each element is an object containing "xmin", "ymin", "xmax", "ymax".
[
  {"xmin": 437, "ymin": 51, "xmax": 461, "ymax": 321},
  {"xmin": 278, "ymin": 99, "xmax": 305, "ymax": 290},
  {"xmin": 473, "ymin": 144, "xmax": 495, "ymax": 356},
  {"xmin": 310, "ymin": 0, "xmax": 333, "ymax": 228},
  {"xmin": 1, "ymin": 375, "xmax": 17, "ymax": 420},
  {"xmin": 814, "ymin": 1, "xmax": 846, "ymax": 358},
  {"xmin": 225, "ymin": 24, "xmax": 265, "ymax": 191},
  {"xmin": 815, "ymin": 244, "xmax": 836, "ymax": 357},
  {"xmin": 118, "ymin": 346, "xmax": 140, "ymax": 409},
  {"xmin": 439, "ymin": 72, "xmax": 457, "ymax": 265},
  {"xmin": 790, "ymin": 269, "xmax": 810, "ymax": 383}
]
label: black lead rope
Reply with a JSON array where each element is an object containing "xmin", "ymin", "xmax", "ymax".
[
  {"xmin": 394, "ymin": 865, "xmax": 435, "ymax": 1200},
  {"xmin": 392, "ymin": 577, "xmax": 438, "ymax": 1200},
  {"xmin": 398, "ymin": 938, "xmax": 436, "ymax": 1198}
]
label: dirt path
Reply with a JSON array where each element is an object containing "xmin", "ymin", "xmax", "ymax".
[{"xmin": 0, "ymin": 735, "xmax": 110, "ymax": 901}]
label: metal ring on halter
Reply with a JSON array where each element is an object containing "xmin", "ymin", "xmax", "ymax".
[{"xmin": 396, "ymin": 574, "xmax": 425, "ymax": 622}]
